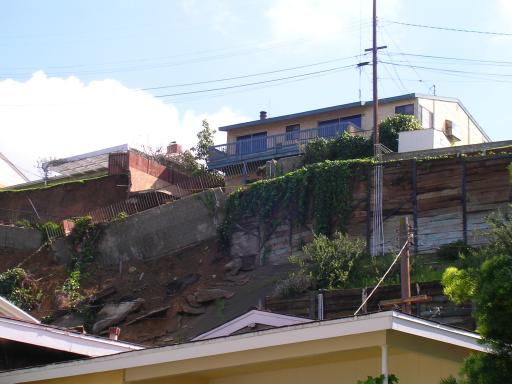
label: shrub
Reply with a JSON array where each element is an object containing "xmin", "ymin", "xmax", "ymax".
[
  {"xmin": 294, "ymin": 232, "xmax": 367, "ymax": 290},
  {"xmin": 303, "ymin": 132, "xmax": 373, "ymax": 165},
  {"xmin": 273, "ymin": 272, "xmax": 312, "ymax": 298},
  {"xmin": 15, "ymin": 219, "xmax": 33, "ymax": 228},
  {"xmin": 356, "ymin": 374, "xmax": 398, "ymax": 384},
  {"xmin": 0, "ymin": 268, "xmax": 41, "ymax": 311},
  {"xmin": 377, "ymin": 114, "xmax": 421, "ymax": 151},
  {"xmin": 436, "ymin": 240, "xmax": 473, "ymax": 261},
  {"xmin": 38, "ymin": 221, "xmax": 63, "ymax": 242}
]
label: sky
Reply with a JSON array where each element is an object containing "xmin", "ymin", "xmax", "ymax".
[{"xmin": 1, "ymin": 0, "xmax": 511, "ymax": 179}]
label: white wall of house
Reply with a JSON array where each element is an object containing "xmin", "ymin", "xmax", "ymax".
[{"xmin": 398, "ymin": 129, "xmax": 451, "ymax": 153}]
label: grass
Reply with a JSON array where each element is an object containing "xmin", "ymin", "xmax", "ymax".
[{"xmin": 0, "ymin": 173, "xmax": 110, "ymax": 193}]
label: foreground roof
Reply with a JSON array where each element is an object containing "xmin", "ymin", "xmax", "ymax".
[
  {"xmin": 0, "ymin": 311, "xmax": 485, "ymax": 383},
  {"xmin": 0, "ymin": 316, "xmax": 143, "ymax": 358}
]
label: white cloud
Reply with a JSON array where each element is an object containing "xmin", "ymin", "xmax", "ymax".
[
  {"xmin": 266, "ymin": 0, "xmax": 399, "ymax": 45},
  {"xmin": 0, "ymin": 72, "xmax": 247, "ymax": 179}
]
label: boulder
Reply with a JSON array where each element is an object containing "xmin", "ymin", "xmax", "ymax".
[
  {"xmin": 92, "ymin": 298, "xmax": 144, "ymax": 333},
  {"xmin": 194, "ymin": 288, "xmax": 234, "ymax": 303},
  {"xmin": 179, "ymin": 303, "xmax": 206, "ymax": 315},
  {"xmin": 223, "ymin": 257, "xmax": 243, "ymax": 275},
  {"xmin": 166, "ymin": 273, "xmax": 201, "ymax": 295}
]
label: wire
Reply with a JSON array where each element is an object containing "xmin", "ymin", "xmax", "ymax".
[
  {"xmin": 383, "ymin": 19, "xmax": 512, "ymax": 36},
  {"xmin": 387, "ymin": 52, "xmax": 512, "ymax": 67},
  {"xmin": 154, "ymin": 64, "xmax": 356, "ymax": 98},
  {"xmin": 380, "ymin": 60, "xmax": 512, "ymax": 78},
  {"xmin": 143, "ymin": 55, "xmax": 361, "ymax": 90}
]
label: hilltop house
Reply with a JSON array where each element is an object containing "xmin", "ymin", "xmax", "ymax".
[{"xmin": 207, "ymin": 93, "xmax": 490, "ymax": 186}]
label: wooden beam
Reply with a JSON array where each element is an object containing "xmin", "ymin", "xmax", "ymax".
[{"xmin": 379, "ymin": 294, "xmax": 431, "ymax": 308}]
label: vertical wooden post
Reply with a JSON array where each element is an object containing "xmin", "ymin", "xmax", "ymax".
[
  {"xmin": 399, "ymin": 217, "xmax": 412, "ymax": 314},
  {"xmin": 411, "ymin": 159, "xmax": 419, "ymax": 254},
  {"xmin": 461, "ymin": 160, "xmax": 468, "ymax": 244}
]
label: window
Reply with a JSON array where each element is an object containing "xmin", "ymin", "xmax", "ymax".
[
  {"xmin": 340, "ymin": 114, "xmax": 362, "ymax": 130},
  {"xmin": 236, "ymin": 132, "xmax": 267, "ymax": 155},
  {"xmin": 395, "ymin": 104, "xmax": 414, "ymax": 115},
  {"xmin": 285, "ymin": 124, "xmax": 300, "ymax": 140}
]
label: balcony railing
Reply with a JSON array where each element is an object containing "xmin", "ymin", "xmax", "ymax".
[{"xmin": 207, "ymin": 122, "xmax": 358, "ymax": 169}]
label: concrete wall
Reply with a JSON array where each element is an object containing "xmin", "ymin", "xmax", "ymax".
[
  {"xmin": 398, "ymin": 128, "xmax": 451, "ymax": 152},
  {"xmin": 0, "ymin": 225, "xmax": 42, "ymax": 251},
  {"xmin": 97, "ymin": 188, "xmax": 225, "ymax": 264}
]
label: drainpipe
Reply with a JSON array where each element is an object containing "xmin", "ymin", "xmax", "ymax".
[
  {"xmin": 317, "ymin": 290, "xmax": 324, "ymax": 320},
  {"xmin": 381, "ymin": 344, "xmax": 389, "ymax": 384}
]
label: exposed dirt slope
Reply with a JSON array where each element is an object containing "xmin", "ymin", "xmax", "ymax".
[{"xmin": 0, "ymin": 239, "xmax": 292, "ymax": 347}]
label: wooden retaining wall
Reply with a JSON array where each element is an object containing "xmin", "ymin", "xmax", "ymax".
[
  {"xmin": 230, "ymin": 153, "xmax": 512, "ymax": 264},
  {"xmin": 266, "ymin": 281, "xmax": 475, "ymax": 330}
]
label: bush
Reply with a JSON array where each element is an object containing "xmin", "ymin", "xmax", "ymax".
[
  {"xmin": 273, "ymin": 272, "xmax": 312, "ymax": 298},
  {"xmin": 377, "ymin": 114, "xmax": 421, "ymax": 151},
  {"xmin": 15, "ymin": 219, "xmax": 34, "ymax": 228},
  {"xmin": 0, "ymin": 268, "xmax": 41, "ymax": 311},
  {"xmin": 38, "ymin": 221, "xmax": 63, "ymax": 242},
  {"xmin": 293, "ymin": 232, "xmax": 367, "ymax": 290},
  {"xmin": 356, "ymin": 375, "xmax": 398, "ymax": 384},
  {"xmin": 436, "ymin": 240, "xmax": 473, "ymax": 261},
  {"xmin": 303, "ymin": 132, "xmax": 373, "ymax": 165}
]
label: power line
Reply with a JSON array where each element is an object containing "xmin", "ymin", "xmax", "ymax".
[
  {"xmin": 387, "ymin": 52, "xmax": 512, "ymax": 66},
  {"xmin": 383, "ymin": 19, "xmax": 512, "ymax": 36},
  {"xmin": 143, "ymin": 55, "xmax": 361, "ymax": 90},
  {"xmin": 380, "ymin": 60, "xmax": 512, "ymax": 78},
  {"xmin": 154, "ymin": 64, "xmax": 356, "ymax": 98}
]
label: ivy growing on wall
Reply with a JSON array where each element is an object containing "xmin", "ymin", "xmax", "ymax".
[{"xmin": 219, "ymin": 158, "xmax": 373, "ymax": 248}]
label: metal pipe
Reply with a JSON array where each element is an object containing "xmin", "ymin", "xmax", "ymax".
[{"xmin": 381, "ymin": 344, "xmax": 389, "ymax": 384}]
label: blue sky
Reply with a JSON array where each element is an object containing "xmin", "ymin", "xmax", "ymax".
[{"xmin": 1, "ymin": 0, "xmax": 511, "ymax": 178}]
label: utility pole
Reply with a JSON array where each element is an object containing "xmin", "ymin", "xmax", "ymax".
[
  {"xmin": 372, "ymin": 0, "xmax": 379, "ymax": 151},
  {"xmin": 399, "ymin": 217, "xmax": 412, "ymax": 314}
]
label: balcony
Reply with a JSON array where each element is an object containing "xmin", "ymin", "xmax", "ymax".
[{"xmin": 207, "ymin": 122, "xmax": 358, "ymax": 170}]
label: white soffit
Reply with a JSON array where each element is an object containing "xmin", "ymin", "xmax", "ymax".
[{"xmin": 0, "ymin": 317, "xmax": 143, "ymax": 358}]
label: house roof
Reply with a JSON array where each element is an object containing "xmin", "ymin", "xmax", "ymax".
[
  {"xmin": 44, "ymin": 144, "xmax": 128, "ymax": 177},
  {"xmin": 0, "ymin": 316, "xmax": 143, "ymax": 359},
  {"xmin": 219, "ymin": 93, "xmax": 491, "ymax": 142},
  {"xmin": 0, "ymin": 311, "xmax": 485, "ymax": 383},
  {"xmin": 192, "ymin": 309, "xmax": 312, "ymax": 340},
  {"xmin": 0, "ymin": 296, "xmax": 39, "ymax": 324}
]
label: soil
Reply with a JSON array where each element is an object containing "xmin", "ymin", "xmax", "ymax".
[{"xmin": 0, "ymin": 239, "xmax": 293, "ymax": 347}]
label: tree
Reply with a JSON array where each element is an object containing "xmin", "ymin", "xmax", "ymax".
[
  {"xmin": 377, "ymin": 114, "xmax": 421, "ymax": 151},
  {"xmin": 193, "ymin": 119, "xmax": 216, "ymax": 162},
  {"xmin": 440, "ymin": 210, "xmax": 512, "ymax": 383}
]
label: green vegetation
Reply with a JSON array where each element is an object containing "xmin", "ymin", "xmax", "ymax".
[
  {"xmin": 0, "ymin": 268, "xmax": 41, "ymax": 311},
  {"xmin": 302, "ymin": 114, "xmax": 421, "ymax": 165},
  {"xmin": 220, "ymin": 158, "xmax": 372, "ymax": 249},
  {"xmin": 436, "ymin": 240, "xmax": 474, "ymax": 262},
  {"xmin": 0, "ymin": 174, "xmax": 109, "ymax": 193},
  {"xmin": 440, "ymin": 210, "xmax": 512, "ymax": 383},
  {"xmin": 57, "ymin": 216, "xmax": 101, "ymax": 308},
  {"xmin": 303, "ymin": 132, "xmax": 372, "ymax": 165},
  {"xmin": 378, "ymin": 114, "xmax": 421, "ymax": 152},
  {"xmin": 293, "ymin": 232, "xmax": 367, "ymax": 290},
  {"xmin": 356, "ymin": 374, "xmax": 398, "ymax": 384}
]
